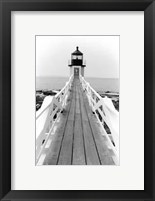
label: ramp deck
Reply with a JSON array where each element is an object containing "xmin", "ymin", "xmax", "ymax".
[{"xmin": 37, "ymin": 78, "xmax": 116, "ymax": 165}]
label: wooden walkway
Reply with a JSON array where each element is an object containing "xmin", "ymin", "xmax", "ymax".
[{"xmin": 38, "ymin": 78, "xmax": 116, "ymax": 165}]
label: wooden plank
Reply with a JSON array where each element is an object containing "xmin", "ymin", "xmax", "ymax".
[
  {"xmin": 57, "ymin": 82, "xmax": 76, "ymax": 165},
  {"xmin": 72, "ymin": 82, "xmax": 86, "ymax": 165},
  {"xmin": 82, "ymin": 85, "xmax": 115, "ymax": 165},
  {"xmin": 78, "ymin": 84, "xmax": 100, "ymax": 165},
  {"xmin": 42, "ymin": 85, "xmax": 74, "ymax": 165},
  {"xmin": 93, "ymin": 121, "xmax": 116, "ymax": 165}
]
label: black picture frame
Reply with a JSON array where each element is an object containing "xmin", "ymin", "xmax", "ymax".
[{"xmin": 0, "ymin": 0, "xmax": 154, "ymax": 200}]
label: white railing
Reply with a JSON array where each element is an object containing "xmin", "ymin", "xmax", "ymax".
[
  {"xmin": 80, "ymin": 75, "xmax": 119, "ymax": 157},
  {"xmin": 36, "ymin": 75, "xmax": 73, "ymax": 163}
]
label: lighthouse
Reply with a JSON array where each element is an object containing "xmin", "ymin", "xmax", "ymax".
[{"xmin": 68, "ymin": 46, "xmax": 86, "ymax": 77}]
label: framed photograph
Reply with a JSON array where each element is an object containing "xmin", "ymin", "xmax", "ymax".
[
  {"xmin": 0, "ymin": 0, "xmax": 154, "ymax": 200},
  {"xmin": 35, "ymin": 35, "xmax": 120, "ymax": 166}
]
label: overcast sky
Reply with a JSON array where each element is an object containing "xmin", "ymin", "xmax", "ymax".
[{"xmin": 36, "ymin": 36, "xmax": 119, "ymax": 78}]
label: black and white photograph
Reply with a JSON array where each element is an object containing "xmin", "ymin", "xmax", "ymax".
[
  {"xmin": 1, "ymin": 0, "xmax": 154, "ymax": 198},
  {"xmin": 36, "ymin": 35, "xmax": 119, "ymax": 165}
]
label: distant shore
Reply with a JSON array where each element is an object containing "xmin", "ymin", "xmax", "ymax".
[{"xmin": 36, "ymin": 76, "xmax": 119, "ymax": 92}]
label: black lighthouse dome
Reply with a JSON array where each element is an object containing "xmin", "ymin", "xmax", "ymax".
[{"xmin": 72, "ymin": 46, "xmax": 83, "ymax": 56}]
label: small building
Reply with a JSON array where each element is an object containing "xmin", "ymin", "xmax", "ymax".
[{"xmin": 68, "ymin": 46, "xmax": 86, "ymax": 77}]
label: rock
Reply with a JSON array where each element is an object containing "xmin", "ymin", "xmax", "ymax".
[
  {"xmin": 105, "ymin": 91, "xmax": 111, "ymax": 93},
  {"xmin": 112, "ymin": 100, "xmax": 119, "ymax": 111},
  {"xmin": 36, "ymin": 90, "xmax": 43, "ymax": 93},
  {"xmin": 36, "ymin": 104, "xmax": 41, "ymax": 111},
  {"xmin": 36, "ymin": 94, "xmax": 45, "ymax": 102},
  {"xmin": 42, "ymin": 90, "xmax": 57, "ymax": 96}
]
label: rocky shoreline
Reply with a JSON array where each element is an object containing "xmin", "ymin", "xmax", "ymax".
[
  {"xmin": 36, "ymin": 89, "xmax": 60, "ymax": 111},
  {"xmin": 97, "ymin": 91, "xmax": 119, "ymax": 111},
  {"xmin": 36, "ymin": 89, "xmax": 119, "ymax": 112}
]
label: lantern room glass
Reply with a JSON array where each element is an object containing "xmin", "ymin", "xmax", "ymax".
[{"xmin": 72, "ymin": 55, "xmax": 83, "ymax": 60}]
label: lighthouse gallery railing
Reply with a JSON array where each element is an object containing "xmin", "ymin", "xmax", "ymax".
[
  {"xmin": 80, "ymin": 75, "xmax": 119, "ymax": 157},
  {"xmin": 36, "ymin": 75, "xmax": 73, "ymax": 163}
]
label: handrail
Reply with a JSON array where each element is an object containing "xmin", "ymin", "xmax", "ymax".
[
  {"xmin": 36, "ymin": 75, "xmax": 73, "ymax": 120},
  {"xmin": 80, "ymin": 75, "xmax": 119, "ymax": 157},
  {"xmin": 36, "ymin": 75, "xmax": 73, "ymax": 163}
]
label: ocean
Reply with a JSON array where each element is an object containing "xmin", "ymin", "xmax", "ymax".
[{"xmin": 36, "ymin": 76, "xmax": 119, "ymax": 93}]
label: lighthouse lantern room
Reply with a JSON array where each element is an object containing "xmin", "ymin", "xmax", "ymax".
[{"xmin": 68, "ymin": 46, "xmax": 86, "ymax": 77}]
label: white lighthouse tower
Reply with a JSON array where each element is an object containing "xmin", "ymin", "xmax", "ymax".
[{"xmin": 68, "ymin": 46, "xmax": 86, "ymax": 77}]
